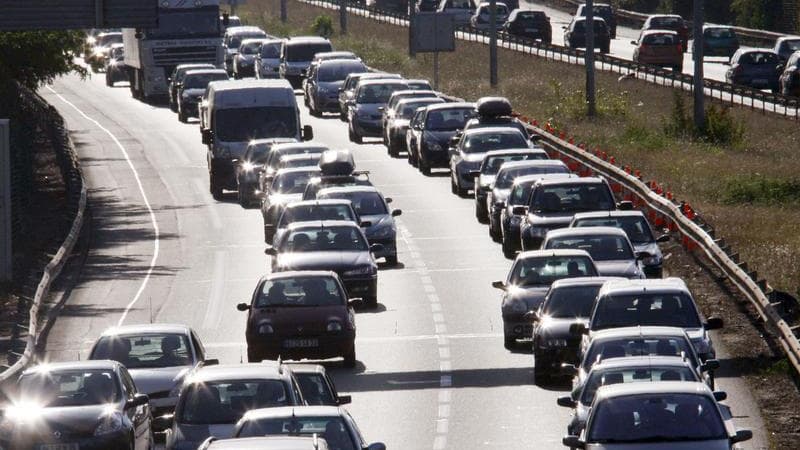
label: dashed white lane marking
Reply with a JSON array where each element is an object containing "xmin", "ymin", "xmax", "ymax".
[{"xmin": 46, "ymin": 86, "xmax": 160, "ymax": 327}]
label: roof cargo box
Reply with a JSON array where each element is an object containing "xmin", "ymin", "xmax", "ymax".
[
  {"xmin": 476, "ymin": 97, "xmax": 513, "ymax": 117},
  {"xmin": 319, "ymin": 149, "xmax": 356, "ymax": 176}
]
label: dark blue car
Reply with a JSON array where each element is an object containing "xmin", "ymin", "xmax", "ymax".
[{"xmin": 726, "ymin": 49, "xmax": 783, "ymax": 92}]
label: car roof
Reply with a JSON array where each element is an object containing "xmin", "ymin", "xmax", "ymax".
[
  {"xmin": 550, "ymin": 276, "xmax": 626, "ymax": 289},
  {"xmin": 640, "ymin": 29, "xmax": 678, "ymax": 37},
  {"xmin": 496, "ymin": 159, "xmax": 560, "ymax": 171},
  {"xmin": 315, "ymin": 51, "xmax": 357, "ymax": 58},
  {"xmin": 226, "ymin": 26, "xmax": 266, "ymax": 35},
  {"xmin": 187, "ymin": 363, "xmax": 289, "ymax": 383},
  {"xmin": 590, "ymin": 325, "xmax": 691, "ymax": 341},
  {"xmin": 261, "ymin": 270, "xmax": 339, "ymax": 282},
  {"xmin": 648, "ymin": 13, "xmax": 682, "ymax": 19},
  {"xmin": 598, "ymin": 277, "xmax": 690, "ymax": 296},
  {"xmin": 545, "ymin": 226, "xmax": 628, "ymax": 240},
  {"xmin": 536, "ymin": 176, "xmax": 605, "ymax": 186},
  {"xmin": 176, "ymin": 63, "xmax": 216, "ymax": 70},
  {"xmin": 317, "ymin": 185, "xmax": 380, "ymax": 196},
  {"xmin": 736, "ymin": 48, "xmax": 778, "ymax": 55},
  {"xmin": 595, "ymin": 381, "xmax": 711, "ymax": 401},
  {"xmin": 391, "ymin": 89, "xmax": 437, "ymax": 97},
  {"xmin": 286, "ymin": 199, "xmax": 354, "ymax": 209},
  {"xmin": 285, "ymin": 36, "xmax": 331, "ymax": 44},
  {"xmin": 318, "ymin": 59, "xmax": 364, "ymax": 67},
  {"xmin": 357, "ymin": 79, "xmax": 410, "ymax": 87},
  {"xmin": 284, "ymin": 363, "xmax": 327, "ymax": 374},
  {"xmin": 184, "ymin": 69, "xmax": 229, "ymax": 77},
  {"xmin": 589, "ymin": 355, "xmax": 696, "ymax": 371},
  {"xmin": 210, "ymin": 78, "xmax": 293, "ymax": 92},
  {"xmin": 512, "ymin": 173, "xmax": 576, "ymax": 186},
  {"xmin": 271, "ymin": 143, "xmax": 329, "ymax": 152},
  {"xmin": 208, "ymin": 436, "xmax": 327, "ymax": 450},
  {"xmin": 357, "ymin": 72, "xmax": 403, "ymax": 80},
  {"xmin": 703, "ymin": 24, "xmax": 734, "ymax": 30},
  {"xmin": 274, "ymin": 167, "xmax": 322, "ymax": 176},
  {"xmin": 426, "ymin": 102, "xmax": 475, "ymax": 111},
  {"xmin": 484, "ymin": 149, "xmax": 548, "ymax": 158},
  {"xmin": 99, "ymin": 323, "xmax": 192, "ymax": 337},
  {"xmin": 572, "ymin": 210, "xmax": 646, "ymax": 220},
  {"xmin": 286, "ymin": 220, "xmax": 361, "ymax": 231},
  {"xmin": 23, "ymin": 360, "xmax": 121, "ymax": 376},
  {"xmin": 396, "ymin": 97, "xmax": 443, "ymax": 107},
  {"xmin": 463, "ymin": 126, "xmax": 526, "ymax": 136},
  {"xmin": 242, "ymin": 405, "xmax": 345, "ymax": 421},
  {"xmin": 281, "ymin": 153, "xmax": 321, "ymax": 161},
  {"xmin": 240, "ymin": 38, "xmax": 267, "ymax": 45},
  {"xmin": 517, "ymin": 248, "xmax": 593, "ymax": 260}
]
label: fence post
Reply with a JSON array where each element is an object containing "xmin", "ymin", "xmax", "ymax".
[{"xmin": 0, "ymin": 119, "xmax": 10, "ymax": 282}]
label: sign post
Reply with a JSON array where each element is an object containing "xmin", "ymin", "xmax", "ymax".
[
  {"xmin": 0, "ymin": 120, "xmax": 11, "ymax": 282},
  {"xmin": 412, "ymin": 13, "xmax": 455, "ymax": 90},
  {"xmin": 585, "ymin": 0, "xmax": 596, "ymax": 117},
  {"xmin": 693, "ymin": 0, "xmax": 705, "ymax": 130}
]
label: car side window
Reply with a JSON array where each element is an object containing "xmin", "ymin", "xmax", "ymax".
[
  {"xmin": 191, "ymin": 331, "xmax": 205, "ymax": 361},
  {"xmin": 119, "ymin": 368, "xmax": 137, "ymax": 399},
  {"xmin": 290, "ymin": 377, "xmax": 304, "ymax": 404}
]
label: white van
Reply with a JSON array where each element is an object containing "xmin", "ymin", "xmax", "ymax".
[{"xmin": 202, "ymin": 79, "xmax": 313, "ymax": 199}]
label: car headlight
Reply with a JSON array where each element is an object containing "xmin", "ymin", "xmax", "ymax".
[
  {"xmin": 258, "ymin": 323, "xmax": 274, "ymax": 334},
  {"xmin": 528, "ymin": 227, "xmax": 548, "ymax": 238},
  {"xmin": 94, "ymin": 412, "xmax": 124, "ymax": 436},
  {"xmin": 642, "ymin": 255, "xmax": 661, "ymax": 266},
  {"xmin": 327, "ymin": 321, "xmax": 343, "ymax": 332},
  {"xmin": 241, "ymin": 161, "xmax": 256, "ymax": 173},
  {"xmin": 344, "ymin": 266, "xmax": 374, "ymax": 276}
]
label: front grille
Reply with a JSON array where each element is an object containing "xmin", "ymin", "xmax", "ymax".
[{"xmin": 152, "ymin": 46, "xmax": 218, "ymax": 66}]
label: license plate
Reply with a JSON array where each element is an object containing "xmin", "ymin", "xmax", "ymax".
[
  {"xmin": 284, "ymin": 338, "xmax": 319, "ymax": 348},
  {"xmin": 525, "ymin": 28, "xmax": 538, "ymax": 33},
  {"xmin": 38, "ymin": 445, "xmax": 79, "ymax": 450}
]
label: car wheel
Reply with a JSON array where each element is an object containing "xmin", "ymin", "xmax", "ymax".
[
  {"xmin": 419, "ymin": 160, "xmax": 431, "ymax": 175},
  {"xmin": 105, "ymin": 74, "xmax": 112, "ymax": 87},
  {"xmin": 388, "ymin": 140, "xmax": 399, "ymax": 157},
  {"xmin": 489, "ymin": 222, "xmax": 502, "ymax": 242},
  {"xmin": 169, "ymin": 99, "xmax": 177, "ymax": 112},
  {"xmin": 238, "ymin": 188, "xmax": 249, "ymax": 208},
  {"xmin": 178, "ymin": 108, "xmax": 187, "ymax": 123},
  {"xmin": 476, "ymin": 204, "xmax": 488, "ymax": 223},
  {"xmin": 458, "ymin": 184, "xmax": 470, "ymax": 198},
  {"xmin": 503, "ymin": 335, "xmax": 516, "ymax": 350},
  {"xmin": 534, "ymin": 362, "xmax": 550, "ymax": 384},
  {"xmin": 365, "ymin": 295, "xmax": 378, "ymax": 308},
  {"xmin": 210, "ymin": 173, "xmax": 223, "ymax": 201},
  {"xmin": 450, "ymin": 175, "xmax": 458, "ymax": 194},
  {"xmin": 385, "ymin": 254, "xmax": 398, "ymax": 266},
  {"xmin": 352, "ymin": 129, "xmax": 363, "ymax": 144},
  {"xmin": 502, "ymin": 233, "xmax": 516, "ymax": 259},
  {"xmin": 264, "ymin": 226, "xmax": 271, "ymax": 244},
  {"xmin": 343, "ymin": 349, "xmax": 357, "ymax": 368},
  {"xmin": 340, "ymin": 109, "xmax": 347, "ymax": 122}
]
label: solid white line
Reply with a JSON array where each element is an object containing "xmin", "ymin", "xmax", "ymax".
[{"xmin": 46, "ymin": 86, "xmax": 160, "ymax": 327}]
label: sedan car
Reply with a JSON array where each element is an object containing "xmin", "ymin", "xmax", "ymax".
[
  {"xmin": 269, "ymin": 199, "xmax": 360, "ymax": 244},
  {"xmin": 450, "ymin": 127, "xmax": 532, "ymax": 197},
  {"xmin": 169, "ymin": 63, "xmax": 216, "ymax": 112},
  {"xmin": 268, "ymin": 221, "xmax": 381, "ymax": 307},
  {"xmin": 230, "ymin": 406, "xmax": 385, "ymax": 450},
  {"xmin": 530, "ymin": 277, "xmax": 623, "ymax": 380},
  {"xmin": 386, "ymin": 97, "xmax": 445, "ymax": 156},
  {"xmin": 163, "ymin": 363, "xmax": 304, "ymax": 449},
  {"xmin": 261, "ymin": 167, "xmax": 322, "ymax": 235},
  {"xmin": 308, "ymin": 59, "xmax": 369, "ymax": 116},
  {"xmin": 473, "ymin": 154, "xmax": 554, "ymax": 223},
  {"xmin": 779, "ymin": 50, "xmax": 800, "ymax": 96},
  {"xmin": 492, "ymin": 249, "xmax": 599, "ymax": 350},
  {"xmin": 570, "ymin": 210, "xmax": 670, "ymax": 278},
  {"xmin": 407, "ymin": 102, "xmax": 476, "ymax": 173},
  {"xmin": 632, "ymin": 30, "xmax": 683, "ymax": 72},
  {"xmin": 176, "ymin": 69, "xmax": 229, "ymax": 123},
  {"xmin": 563, "ymin": 17, "xmax": 610, "ymax": 54},
  {"xmin": 561, "ymin": 382, "xmax": 752, "ymax": 449},
  {"xmin": 233, "ymin": 38, "xmax": 268, "ymax": 79},
  {"xmin": 349, "ymin": 79, "xmax": 410, "ymax": 143},
  {"xmin": 316, "ymin": 186, "xmax": 402, "ymax": 265},
  {"xmin": 726, "ymin": 48, "xmax": 783, "ymax": 92},
  {"xmin": 703, "ymin": 25, "xmax": 740, "ymax": 59},
  {"xmin": 256, "ymin": 38, "xmax": 284, "ymax": 79},
  {"xmin": 642, "ymin": 14, "xmax": 689, "ymax": 51},
  {"xmin": 503, "ymin": 9, "xmax": 552, "ymax": 44},
  {"xmin": 542, "ymin": 227, "xmax": 646, "ymax": 279},
  {"xmin": 237, "ymin": 271, "xmax": 357, "ymax": 366},
  {"xmin": 88, "ymin": 324, "xmax": 211, "ymax": 430},
  {"xmin": 0, "ymin": 360, "xmax": 152, "ymax": 450},
  {"xmin": 470, "ymin": 2, "xmax": 510, "ymax": 30}
]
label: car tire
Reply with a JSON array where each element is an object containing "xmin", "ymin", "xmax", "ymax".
[
  {"xmin": 210, "ymin": 173, "xmax": 223, "ymax": 201},
  {"xmin": 247, "ymin": 347, "xmax": 261, "ymax": 363},
  {"xmin": 490, "ymin": 222, "xmax": 502, "ymax": 242},
  {"xmin": 503, "ymin": 335, "xmax": 516, "ymax": 351},
  {"xmin": 238, "ymin": 189, "xmax": 249, "ymax": 208},
  {"xmin": 458, "ymin": 185, "xmax": 470, "ymax": 198},
  {"xmin": 419, "ymin": 160, "xmax": 431, "ymax": 175},
  {"xmin": 534, "ymin": 362, "xmax": 550, "ymax": 384},
  {"xmin": 385, "ymin": 254, "xmax": 398, "ymax": 266},
  {"xmin": 340, "ymin": 109, "xmax": 347, "ymax": 122},
  {"xmin": 105, "ymin": 74, "xmax": 112, "ymax": 87},
  {"xmin": 476, "ymin": 204, "xmax": 488, "ymax": 223},
  {"xmin": 502, "ymin": 233, "xmax": 516, "ymax": 259},
  {"xmin": 169, "ymin": 100, "xmax": 177, "ymax": 113},
  {"xmin": 388, "ymin": 140, "xmax": 400, "ymax": 157},
  {"xmin": 450, "ymin": 176, "xmax": 458, "ymax": 194},
  {"xmin": 343, "ymin": 349, "xmax": 357, "ymax": 368},
  {"xmin": 365, "ymin": 295, "xmax": 378, "ymax": 308},
  {"xmin": 178, "ymin": 108, "xmax": 187, "ymax": 123},
  {"xmin": 264, "ymin": 226, "xmax": 271, "ymax": 244}
]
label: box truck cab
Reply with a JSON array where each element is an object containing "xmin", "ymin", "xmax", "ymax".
[{"xmin": 202, "ymin": 79, "xmax": 313, "ymax": 200}]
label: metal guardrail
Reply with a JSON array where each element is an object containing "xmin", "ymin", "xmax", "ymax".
[{"xmin": 301, "ymin": 0, "xmax": 800, "ymax": 119}]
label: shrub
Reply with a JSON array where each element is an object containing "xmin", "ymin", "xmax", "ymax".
[
  {"xmin": 721, "ymin": 175, "xmax": 800, "ymax": 205},
  {"xmin": 310, "ymin": 14, "xmax": 335, "ymax": 38},
  {"xmin": 0, "ymin": 31, "xmax": 86, "ymax": 88},
  {"xmin": 549, "ymin": 81, "xmax": 629, "ymax": 120},
  {"xmin": 664, "ymin": 93, "xmax": 744, "ymax": 146}
]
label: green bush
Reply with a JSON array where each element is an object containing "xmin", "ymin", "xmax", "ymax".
[
  {"xmin": 664, "ymin": 93, "xmax": 744, "ymax": 146},
  {"xmin": 0, "ymin": 31, "xmax": 86, "ymax": 88},
  {"xmin": 549, "ymin": 81, "xmax": 629, "ymax": 120},
  {"xmin": 721, "ymin": 175, "xmax": 800, "ymax": 205},
  {"xmin": 310, "ymin": 15, "xmax": 335, "ymax": 38}
]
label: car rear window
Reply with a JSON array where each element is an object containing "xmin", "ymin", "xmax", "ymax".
[
  {"xmin": 318, "ymin": 191, "xmax": 387, "ymax": 215},
  {"xmin": 179, "ymin": 380, "xmax": 290, "ymax": 424},
  {"xmin": 591, "ymin": 293, "xmax": 702, "ymax": 330},
  {"xmin": 642, "ymin": 33, "xmax": 678, "ymax": 45},
  {"xmin": 256, "ymin": 276, "xmax": 345, "ymax": 307},
  {"xmin": 494, "ymin": 164, "xmax": 568, "ymax": 187},
  {"xmin": 650, "ymin": 16, "xmax": 683, "ymax": 28},
  {"xmin": 279, "ymin": 204, "xmax": 356, "ymax": 227},
  {"xmin": 580, "ymin": 365, "xmax": 698, "ymax": 405},
  {"xmin": 705, "ymin": 27, "xmax": 734, "ymax": 38},
  {"xmin": 282, "ymin": 226, "xmax": 369, "ymax": 252},
  {"xmin": 573, "ymin": 216, "xmax": 655, "ymax": 244},
  {"xmin": 582, "ymin": 336, "xmax": 697, "ymax": 370},
  {"xmin": 543, "ymin": 284, "xmax": 603, "ymax": 318},
  {"xmin": 545, "ymin": 234, "xmax": 634, "ymax": 261},
  {"xmin": 738, "ymin": 51, "xmax": 780, "ymax": 65},
  {"xmin": 509, "ymin": 255, "xmax": 598, "ymax": 286},
  {"xmin": 318, "ymin": 61, "xmax": 368, "ymax": 82},
  {"xmin": 529, "ymin": 183, "xmax": 614, "ymax": 212},
  {"xmin": 463, "ymin": 131, "xmax": 528, "ymax": 154}
]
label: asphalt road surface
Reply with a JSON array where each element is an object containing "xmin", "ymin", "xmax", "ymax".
[{"xmin": 40, "ymin": 69, "xmax": 768, "ymax": 449}]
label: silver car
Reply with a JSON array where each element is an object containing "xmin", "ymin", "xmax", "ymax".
[
  {"xmin": 256, "ymin": 39, "xmax": 284, "ymax": 79},
  {"xmin": 233, "ymin": 38, "xmax": 268, "ymax": 79},
  {"xmin": 542, "ymin": 227, "xmax": 646, "ymax": 279},
  {"xmin": 348, "ymin": 79, "xmax": 410, "ymax": 143}
]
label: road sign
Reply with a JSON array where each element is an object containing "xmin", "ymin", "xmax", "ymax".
[
  {"xmin": 0, "ymin": 0, "xmax": 158, "ymax": 31},
  {"xmin": 412, "ymin": 13, "xmax": 456, "ymax": 53}
]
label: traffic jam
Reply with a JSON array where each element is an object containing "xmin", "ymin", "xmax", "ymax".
[{"xmin": 1, "ymin": 7, "xmax": 759, "ymax": 450}]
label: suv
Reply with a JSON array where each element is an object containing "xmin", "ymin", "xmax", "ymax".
[
  {"xmin": 279, "ymin": 36, "xmax": 334, "ymax": 88},
  {"xmin": 503, "ymin": 9, "xmax": 552, "ymax": 44},
  {"xmin": 575, "ymin": 3, "xmax": 616, "ymax": 38},
  {"xmin": 564, "ymin": 17, "xmax": 611, "ymax": 54},
  {"xmin": 632, "ymin": 30, "xmax": 684, "ymax": 72}
]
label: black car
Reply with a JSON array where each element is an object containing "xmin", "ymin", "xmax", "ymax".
[
  {"xmin": 780, "ymin": 50, "xmax": 800, "ymax": 96},
  {"xmin": 176, "ymin": 69, "xmax": 229, "ymax": 123},
  {"xmin": 235, "ymin": 138, "xmax": 296, "ymax": 207},
  {"xmin": 268, "ymin": 221, "xmax": 381, "ymax": 307},
  {"xmin": 407, "ymin": 102, "xmax": 476, "ymax": 174},
  {"xmin": 1, "ymin": 361, "xmax": 153, "ymax": 450},
  {"xmin": 503, "ymin": 9, "xmax": 552, "ymax": 44},
  {"xmin": 563, "ymin": 17, "xmax": 611, "ymax": 54},
  {"xmin": 472, "ymin": 150, "xmax": 550, "ymax": 223},
  {"xmin": 575, "ymin": 3, "xmax": 616, "ymax": 38},
  {"xmin": 169, "ymin": 63, "xmax": 216, "ymax": 112},
  {"xmin": 725, "ymin": 48, "xmax": 783, "ymax": 92}
]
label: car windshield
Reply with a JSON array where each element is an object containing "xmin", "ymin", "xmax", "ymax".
[
  {"xmin": 179, "ymin": 380, "xmax": 290, "ymax": 425},
  {"xmin": 408, "ymin": 81, "xmax": 433, "ymax": 90},
  {"xmin": 543, "ymin": 285, "xmax": 603, "ymax": 318},
  {"xmin": 463, "ymin": 132, "xmax": 528, "ymax": 154},
  {"xmin": 401, "ymin": 100, "xmax": 441, "ymax": 119},
  {"xmin": 240, "ymin": 42, "xmax": 261, "ymax": 55},
  {"xmin": 479, "ymin": 4, "xmax": 508, "ymax": 15},
  {"xmin": 294, "ymin": 372, "xmax": 337, "ymax": 405},
  {"xmin": 545, "ymin": 235, "xmax": 634, "ymax": 261},
  {"xmin": 268, "ymin": 147, "xmax": 326, "ymax": 168},
  {"xmin": 583, "ymin": 337, "xmax": 698, "ymax": 371},
  {"xmin": 148, "ymin": 7, "xmax": 220, "ymax": 39},
  {"xmin": 286, "ymin": 43, "xmax": 333, "ymax": 62},
  {"xmin": 261, "ymin": 42, "xmax": 282, "ymax": 58},
  {"xmin": 706, "ymin": 28, "xmax": 734, "ymax": 38},
  {"xmin": 592, "ymin": 293, "xmax": 702, "ymax": 330},
  {"xmin": 215, "ymin": 107, "xmax": 297, "ymax": 141},
  {"xmin": 281, "ymin": 155, "xmax": 321, "ymax": 169},
  {"xmin": 651, "ymin": 17, "xmax": 683, "ymax": 28},
  {"xmin": 782, "ymin": 39, "xmax": 800, "ymax": 52},
  {"xmin": 279, "ymin": 204, "xmax": 357, "ymax": 227},
  {"xmin": 318, "ymin": 62, "xmax": 367, "ymax": 82},
  {"xmin": 509, "ymin": 256, "xmax": 598, "ymax": 286},
  {"xmin": 573, "ymin": 216, "xmax": 655, "ymax": 244},
  {"xmin": 281, "ymin": 226, "xmax": 369, "ymax": 252},
  {"xmin": 256, "ymin": 276, "xmax": 345, "ymax": 307},
  {"xmin": 495, "ymin": 165, "xmax": 568, "ymax": 188},
  {"xmin": 357, "ymin": 83, "xmax": 408, "ymax": 103},
  {"xmin": 482, "ymin": 154, "xmax": 550, "ymax": 175},
  {"xmin": 574, "ymin": 20, "xmax": 607, "ymax": 33},
  {"xmin": 529, "ymin": 183, "xmax": 615, "ymax": 212},
  {"xmin": 425, "ymin": 108, "xmax": 475, "ymax": 131},
  {"xmin": 272, "ymin": 171, "xmax": 318, "ymax": 194},
  {"xmin": 508, "ymin": 182, "xmax": 534, "ymax": 205},
  {"xmin": 19, "ymin": 369, "xmax": 120, "ymax": 407},
  {"xmin": 580, "ymin": 366, "xmax": 698, "ymax": 406},
  {"xmin": 588, "ymin": 394, "xmax": 726, "ymax": 443},
  {"xmin": 579, "ymin": 5, "xmax": 612, "ymax": 17},
  {"xmin": 91, "ymin": 333, "xmax": 193, "ymax": 369},
  {"xmin": 184, "ymin": 73, "xmax": 228, "ymax": 89},
  {"xmin": 318, "ymin": 191, "xmax": 387, "ymax": 215},
  {"xmin": 738, "ymin": 51, "xmax": 780, "ymax": 65},
  {"xmin": 229, "ymin": 32, "xmax": 267, "ymax": 49},
  {"xmin": 237, "ymin": 416, "xmax": 356, "ymax": 449},
  {"xmin": 516, "ymin": 12, "xmax": 547, "ymax": 24}
]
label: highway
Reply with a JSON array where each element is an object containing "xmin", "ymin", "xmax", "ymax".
[{"xmin": 40, "ymin": 68, "xmax": 768, "ymax": 449}]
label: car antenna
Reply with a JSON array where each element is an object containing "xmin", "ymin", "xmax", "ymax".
[
  {"xmin": 149, "ymin": 296, "xmax": 153, "ymax": 324},
  {"xmin": 278, "ymin": 355, "xmax": 283, "ymax": 374},
  {"xmin": 239, "ymin": 345, "xmax": 243, "ymax": 364}
]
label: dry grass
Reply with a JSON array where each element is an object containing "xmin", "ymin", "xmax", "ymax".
[{"xmin": 241, "ymin": 0, "xmax": 800, "ymax": 295}]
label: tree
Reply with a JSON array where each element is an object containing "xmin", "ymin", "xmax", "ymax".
[{"xmin": 0, "ymin": 31, "xmax": 87, "ymax": 90}]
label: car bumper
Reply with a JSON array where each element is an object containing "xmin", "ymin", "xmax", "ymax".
[
  {"xmin": 341, "ymin": 276, "xmax": 377, "ymax": 299},
  {"xmin": 503, "ymin": 318, "xmax": 533, "ymax": 340},
  {"xmin": 352, "ymin": 117, "xmax": 384, "ymax": 137},
  {"xmin": 637, "ymin": 56, "xmax": 682, "ymax": 66},
  {"xmin": 313, "ymin": 94, "xmax": 342, "ymax": 112},
  {"xmin": 210, "ymin": 157, "xmax": 236, "ymax": 190},
  {"xmin": 535, "ymin": 345, "xmax": 580, "ymax": 367},
  {"xmin": 365, "ymin": 237, "xmax": 397, "ymax": 258},
  {"xmin": 247, "ymin": 331, "xmax": 356, "ymax": 360},
  {"xmin": 6, "ymin": 429, "xmax": 132, "ymax": 450},
  {"xmin": 180, "ymin": 100, "xmax": 199, "ymax": 117},
  {"xmin": 420, "ymin": 145, "xmax": 450, "ymax": 167}
]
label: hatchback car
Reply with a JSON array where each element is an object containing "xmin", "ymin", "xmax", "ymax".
[
  {"xmin": 238, "ymin": 271, "xmax": 357, "ymax": 366},
  {"xmin": 269, "ymin": 199, "xmax": 361, "ymax": 244},
  {"xmin": 542, "ymin": 227, "xmax": 646, "ymax": 279},
  {"xmin": 470, "ymin": 2, "xmax": 510, "ymax": 30},
  {"xmin": 177, "ymin": 69, "xmax": 229, "ymax": 123},
  {"xmin": 164, "ymin": 363, "xmax": 304, "ymax": 449},
  {"xmin": 386, "ymin": 97, "xmax": 445, "ymax": 156},
  {"xmin": 261, "ymin": 167, "xmax": 322, "ymax": 235},
  {"xmin": 231, "ymin": 406, "xmax": 384, "ymax": 449},
  {"xmin": 407, "ymin": 102, "xmax": 476, "ymax": 173},
  {"xmin": 88, "ymin": 324, "xmax": 211, "ymax": 429},
  {"xmin": 493, "ymin": 249, "xmax": 599, "ymax": 349},
  {"xmin": 236, "ymin": 138, "xmax": 299, "ymax": 207},
  {"xmin": 316, "ymin": 186, "xmax": 402, "ymax": 265},
  {"xmin": 169, "ymin": 63, "xmax": 216, "ymax": 112},
  {"xmin": 307, "ymin": 59, "xmax": 369, "ymax": 116},
  {"xmin": 575, "ymin": 3, "xmax": 616, "ymax": 38},
  {"xmin": 703, "ymin": 25, "xmax": 740, "ymax": 59},
  {"xmin": 233, "ymin": 38, "xmax": 268, "ymax": 79},
  {"xmin": 287, "ymin": 364, "xmax": 352, "ymax": 406},
  {"xmin": 570, "ymin": 210, "xmax": 669, "ymax": 278},
  {"xmin": 632, "ymin": 30, "xmax": 683, "ymax": 72},
  {"xmin": 104, "ymin": 43, "xmax": 128, "ymax": 86},
  {"xmin": 726, "ymin": 48, "xmax": 783, "ymax": 92},
  {"xmin": 268, "ymin": 221, "xmax": 381, "ymax": 307},
  {"xmin": 564, "ymin": 17, "xmax": 611, "ymax": 53},
  {"xmin": 438, "ymin": 0, "xmax": 478, "ymax": 26},
  {"xmin": 1, "ymin": 361, "xmax": 152, "ymax": 450},
  {"xmin": 642, "ymin": 14, "xmax": 688, "ymax": 51},
  {"xmin": 450, "ymin": 127, "xmax": 532, "ymax": 197},
  {"xmin": 256, "ymin": 38, "xmax": 284, "ymax": 79},
  {"xmin": 779, "ymin": 50, "xmax": 800, "ymax": 96},
  {"xmin": 349, "ymin": 79, "xmax": 411, "ymax": 143},
  {"xmin": 503, "ymin": 9, "xmax": 552, "ymax": 44},
  {"xmin": 473, "ymin": 150, "xmax": 550, "ymax": 223}
]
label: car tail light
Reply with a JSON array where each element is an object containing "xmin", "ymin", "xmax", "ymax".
[{"xmin": 677, "ymin": 42, "xmax": 682, "ymax": 52}]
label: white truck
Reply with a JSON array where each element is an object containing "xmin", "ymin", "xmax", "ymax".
[
  {"xmin": 201, "ymin": 79, "xmax": 314, "ymax": 199},
  {"xmin": 123, "ymin": 0, "xmax": 225, "ymax": 101}
]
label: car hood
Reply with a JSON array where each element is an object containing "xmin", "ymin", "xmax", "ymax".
[
  {"xmin": 181, "ymin": 88, "xmax": 205, "ymax": 99},
  {"xmin": 360, "ymin": 214, "xmax": 393, "ymax": 233},
  {"xmin": 268, "ymin": 193, "xmax": 303, "ymax": 206},
  {"xmin": 526, "ymin": 212, "xmax": 577, "ymax": 227},
  {"xmin": 129, "ymin": 366, "xmax": 192, "ymax": 396},
  {"xmin": 25, "ymin": 405, "xmax": 120, "ymax": 434},
  {"xmin": 276, "ymin": 251, "xmax": 372, "ymax": 271},
  {"xmin": 318, "ymin": 81, "xmax": 344, "ymax": 91},
  {"xmin": 507, "ymin": 285, "xmax": 550, "ymax": 310},
  {"xmin": 492, "ymin": 188, "xmax": 511, "ymax": 203},
  {"xmin": 251, "ymin": 305, "xmax": 350, "ymax": 334},
  {"xmin": 175, "ymin": 423, "xmax": 236, "ymax": 448},
  {"xmin": 354, "ymin": 103, "xmax": 383, "ymax": 115},
  {"xmin": 585, "ymin": 440, "xmax": 730, "ymax": 450},
  {"xmin": 538, "ymin": 317, "xmax": 588, "ymax": 339},
  {"xmin": 594, "ymin": 260, "xmax": 642, "ymax": 279},
  {"xmin": 423, "ymin": 130, "xmax": 457, "ymax": 143}
]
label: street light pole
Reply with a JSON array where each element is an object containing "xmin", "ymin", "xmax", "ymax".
[
  {"xmin": 489, "ymin": 0, "xmax": 498, "ymax": 87},
  {"xmin": 585, "ymin": 0, "xmax": 596, "ymax": 117},
  {"xmin": 692, "ymin": 0, "xmax": 705, "ymax": 130}
]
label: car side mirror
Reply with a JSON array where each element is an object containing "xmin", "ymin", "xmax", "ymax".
[
  {"xmin": 569, "ymin": 323, "xmax": 588, "ymax": 335},
  {"xmin": 656, "ymin": 234, "xmax": 670, "ymax": 243},
  {"xmin": 512, "ymin": 206, "xmax": 527, "ymax": 216},
  {"xmin": 337, "ymin": 394, "xmax": 352, "ymax": 405},
  {"xmin": 378, "ymin": 106, "xmax": 385, "ymax": 112},
  {"xmin": 449, "ymin": 136, "xmax": 460, "ymax": 146},
  {"xmin": 348, "ymin": 298, "xmax": 365, "ymax": 309},
  {"xmin": 731, "ymin": 429, "xmax": 753, "ymax": 444},
  {"xmin": 338, "ymin": 87, "xmax": 344, "ymax": 92},
  {"xmin": 264, "ymin": 247, "xmax": 278, "ymax": 256},
  {"xmin": 385, "ymin": 197, "xmax": 393, "ymax": 203},
  {"xmin": 635, "ymin": 251, "xmax": 653, "ymax": 260},
  {"xmin": 360, "ymin": 220, "xmax": 372, "ymax": 228},
  {"xmin": 302, "ymin": 125, "xmax": 314, "ymax": 141},
  {"xmin": 705, "ymin": 317, "xmax": 724, "ymax": 330},
  {"xmin": 616, "ymin": 200, "xmax": 633, "ymax": 210},
  {"xmin": 562, "ymin": 25, "xmax": 568, "ymax": 29},
  {"xmin": 713, "ymin": 390, "xmax": 727, "ymax": 401},
  {"xmin": 203, "ymin": 358, "xmax": 219, "ymax": 366},
  {"xmin": 370, "ymin": 243, "xmax": 385, "ymax": 254},
  {"xmin": 126, "ymin": 393, "xmax": 149, "ymax": 409},
  {"xmin": 151, "ymin": 414, "xmax": 174, "ymax": 431},
  {"xmin": 560, "ymin": 363, "xmax": 578, "ymax": 376},
  {"xmin": 562, "ymin": 436, "xmax": 585, "ymax": 449},
  {"xmin": 366, "ymin": 443, "xmax": 387, "ymax": 450},
  {"xmin": 391, "ymin": 209, "xmax": 402, "ymax": 217},
  {"xmin": 556, "ymin": 395, "xmax": 576, "ymax": 408},
  {"xmin": 491, "ymin": 280, "xmax": 507, "ymax": 290},
  {"xmin": 630, "ymin": 40, "xmax": 638, "ymax": 45},
  {"xmin": 202, "ymin": 129, "xmax": 213, "ymax": 145},
  {"xmin": 701, "ymin": 359, "xmax": 720, "ymax": 372},
  {"xmin": 468, "ymin": 170, "xmax": 480, "ymax": 178},
  {"xmin": 236, "ymin": 302, "xmax": 251, "ymax": 311}
]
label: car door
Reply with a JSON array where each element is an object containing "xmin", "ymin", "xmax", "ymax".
[
  {"xmin": 449, "ymin": 134, "xmax": 466, "ymax": 170},
  {"xmin": 120, "ymin": 367, "xmax": 151, "ymax": 449}
]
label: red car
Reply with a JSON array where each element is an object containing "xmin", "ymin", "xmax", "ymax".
[
  {"xmin": 642, "ymin": 14, "xmax": 689, "ymax": 52},
  {"xmin": 632, "ymin": 30, "xmax": 684, "ymax": 72}
]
